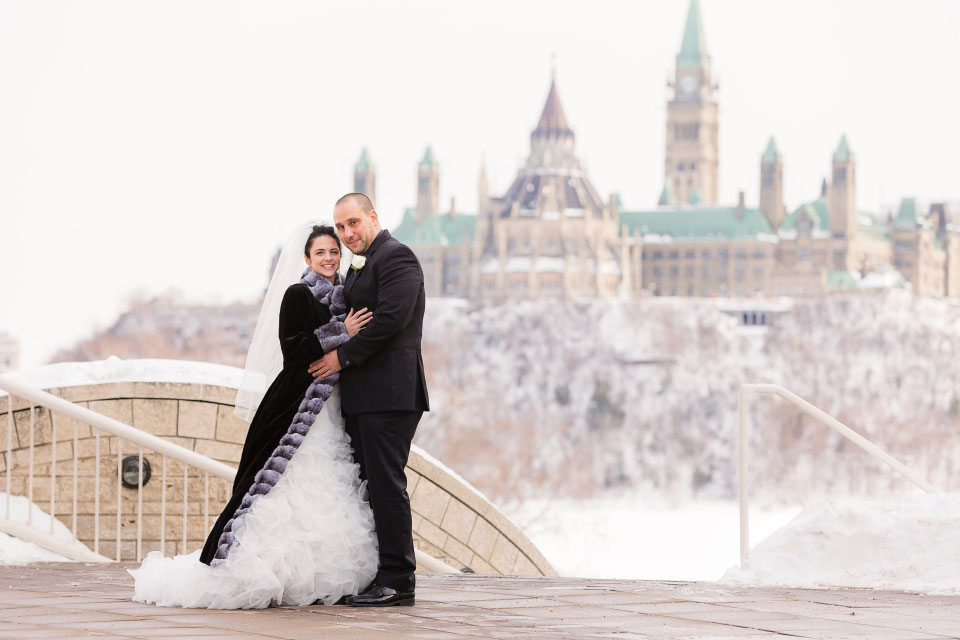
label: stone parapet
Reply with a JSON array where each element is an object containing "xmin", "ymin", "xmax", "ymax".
[{"xmin": 0, "ymin": 377, "xmax": 555, "ymax": 576}]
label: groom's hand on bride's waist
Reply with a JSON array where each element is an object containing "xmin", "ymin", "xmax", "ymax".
[{"xmin": 308, "ymin": 350, "xmax": 342, "ymax": 378}]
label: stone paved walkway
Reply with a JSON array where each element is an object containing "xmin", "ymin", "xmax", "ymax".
[{"xmin": 0, "ymin": 564, "xmax": 958, "ymax": 639}]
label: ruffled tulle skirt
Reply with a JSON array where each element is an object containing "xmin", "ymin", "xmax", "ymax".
[{"xmin": 128, "ymin": 388, "xmax": 378, "ymax": 609}]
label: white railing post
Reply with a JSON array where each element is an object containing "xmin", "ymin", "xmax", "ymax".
[
  {"xmin": 50, "ymin": 412, "xmax": 57, "ymax": 535},
  {"xmin": 203, "ymin": 474, "xmax": 209, "ymax": 535},
  {"xmin": 160, "ymin": 455, "xmax": 166, "ymax": 555},
  {"xmin": 137, "ymin": 447, "xmax": 143, "ymax": 562},
  {"xmin": 182, "ymin": 466, "xmax": 188, "ymax": 553},
  {"xmin": 5, "ymin": 395, "xmax": 11, "ymax": 521},
  {"xmin": 72, "ymin": 418, "xmax": 78, "ymax": 537},
  {"xmin": 94, "ymin": 432, "xmax": 100, "ymax": 554},
  {"xmin": 27, "ymin": 406, "xmax": 34, "ymax": 526},
  {"xmin": 737, "ymin": 386, "xmax": 750, "ymax": 570},
  {"xmin": 116, "ymin": 439, "xmax": 122, "ymax": 562}
]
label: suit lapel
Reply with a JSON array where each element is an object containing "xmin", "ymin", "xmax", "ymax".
[
  {"xmin": 342, "ymin": 230, "xmax": 391, "ymax": 305},
  {"xmin": 344, "ymin": 266, "xmax": 359, "ymax": 303}
]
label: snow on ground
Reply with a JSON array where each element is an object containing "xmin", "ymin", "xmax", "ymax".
[
  {"xmin": 510, "ymin": 497, "xmax": 799, "ymax": 582},
  {"xmin": 1, "ymin": 357, "xmax": 243, "ymax": 396},
  {"xmin": 723, "ymin": 493, "xmax": 960, "ymax": 593},
  {"xmin": 0, "ymin": 493, "xmax": 73, "ymax": 564},
  {"xmin": 0, "ymin": 530, "xmax": 68, "ymax": 564}
]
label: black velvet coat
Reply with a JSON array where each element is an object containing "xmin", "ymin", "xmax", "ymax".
[{"xmin": 199, "ymin": 283, "xmax": 331, "ymax": 565}]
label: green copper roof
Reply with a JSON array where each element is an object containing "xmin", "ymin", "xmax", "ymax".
[
  {"xmin": 827, "ymin": 270, "xmax": 859, "ymax": 291},
  {"xmin": 658, "ymin": 182, "xmax": 677, "ymax": 206},
  {"xmin": 833, "ymin": 135, "xmax": 852, "ymax": 162},
  {"xmin": 618, "ymin": 205, "xmax": 774, "ymax": 241},
  {"xmin": 761, "ymin": 137, "xmax": 779, "ymax": 164},
  {"xmin": 780, "ymin": 197, "xmax": 829, "ymax": 232},
  {"xmin": 894, "ymin": 197, "xmax": 919, "ymax": 229},
  {"xmin": 677, "ymin": 0, "xmax": 709, "ymax": 69},
  {"xmin": 392, "ymin": 208, "xmax": 476, "ymax": 248},
  {"xmin": 355, "ymin": 147, "xmax": 372, "ymax": 173},
  {"xmin": 688, "ymin": 187, "xmax": 702, "ymax": 205},
  {"xmin": 419, "ymin": 146, "xmax": 437, "ymax": 170}
]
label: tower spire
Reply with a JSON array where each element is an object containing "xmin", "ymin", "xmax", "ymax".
[
  {"xmin": 762, "ymin": 137, "xmax": 780, "ymax": 164},
  {"xmin": 533, "ymin": 77, "xmax": 572, "ymax": 136},
  {"xmin": 353, "ymin": 147, "xmax": 376, "ymax": 205},
  {"xmin": 677, "ymin": 0, "xmax": 709, "ymax": 70},
  {"xmin": 833, "ymin": 134, "xmax": 852, "ymax": 161},
  {"xmin": 416, "ymin": 145, "xmax": 439, "ymax": 222}
]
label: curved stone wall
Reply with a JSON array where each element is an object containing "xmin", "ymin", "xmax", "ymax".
[{"xmin": 0, "ymin": 371, "xmax": 555, "ymax": 576}]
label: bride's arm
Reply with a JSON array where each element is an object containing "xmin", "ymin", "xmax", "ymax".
[
  {"xmin": 313, "ymin": 306, "xmax": 372, "ymax": 354},
  {"xmin": 278, "ymin": 286, "xmax": 326, "ymax": 365}
]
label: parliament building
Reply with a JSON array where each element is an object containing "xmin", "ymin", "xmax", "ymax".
[{"xmin": 357, "ymin": 0, "xmax": 958, "ymax": 299}]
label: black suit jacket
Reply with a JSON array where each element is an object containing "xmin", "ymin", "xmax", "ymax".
[{"xmin": 337, "ymin": 230, "xmax": 430, "ymax": 415}]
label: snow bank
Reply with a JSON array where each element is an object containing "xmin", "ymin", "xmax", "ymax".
[
  {"xmin": 723, "ymin": 493, "xmax": 960, "ymax": 593},
  {"xmin": 1, "ymin": 357, "xmax": 243, "ymax": 396},
  {"xmin": 0, "ymin": 530, "xmax": 69, "ymax": 564},
  {"xmin": 0, "ymin": 493, "xmax": 74, "ymax": 564}
]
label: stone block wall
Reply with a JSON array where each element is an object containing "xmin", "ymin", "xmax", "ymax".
[{"xmin": 0, "ymin": 379, "xmax": 555, "ymax": 576}]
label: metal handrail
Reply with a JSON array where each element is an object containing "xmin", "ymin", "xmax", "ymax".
[
  {"xmin": 737, "ymin": 383, "xmax": 939, "ymax": 569},
  {"xmin": 0, "ymin": 375, "xmax": 235, "ymax": 479},
  {"xmin": 0, "ymin": 374, "xmax": 458, "ymax": 573}
]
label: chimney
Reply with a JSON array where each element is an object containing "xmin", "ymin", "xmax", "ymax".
[
  {"xmin": 736, "ymin": 191, "xmax": 745, "ymax": 219},
  {"xmin": 448, "ymin": 196, "xmax": 456, "ymax": 218}
]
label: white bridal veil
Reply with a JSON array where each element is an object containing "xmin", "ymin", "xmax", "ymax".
[{"xmin": 234, "ymin": 221, "xmax": 329, "ymax": 421}]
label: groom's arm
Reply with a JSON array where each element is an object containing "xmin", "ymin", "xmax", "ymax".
[{"xmin": 336, "ymin": 245, "xmax": 422, "ymax": 368}]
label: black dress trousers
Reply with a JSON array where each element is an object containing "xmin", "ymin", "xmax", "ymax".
[{"xmin": 345, "ymin": 410, "xmax": 422, "ymax": 590}]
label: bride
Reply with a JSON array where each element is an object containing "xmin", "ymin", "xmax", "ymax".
[{"xmin": 129, "ymin": 223, "xmax": 379, "ymax": 608}]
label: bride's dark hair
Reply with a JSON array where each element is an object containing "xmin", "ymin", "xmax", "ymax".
[{"xmin": 304, "ymin": 225, "xmax": 341, "ymax": 256}]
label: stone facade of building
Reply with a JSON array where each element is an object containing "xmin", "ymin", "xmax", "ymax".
[{"xmin": 356, "ymin": 0, "xmax": 957, "ymax": 300}]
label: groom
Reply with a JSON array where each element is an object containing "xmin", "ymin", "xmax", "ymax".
[{"xmin": 308, "ymin": 192, "xmax": 429, "ymax": 607}]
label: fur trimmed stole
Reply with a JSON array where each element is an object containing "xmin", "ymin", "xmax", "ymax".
[{"xmin": 211, "ymin": 269, "xmax": 348, "ymax": 565}]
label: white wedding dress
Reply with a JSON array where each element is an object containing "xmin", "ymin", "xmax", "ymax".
[{"xmin": 129, "ymin": 388, "xmax": 379, "ymax": 609}]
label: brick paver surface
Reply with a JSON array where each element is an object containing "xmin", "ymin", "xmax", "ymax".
[{"xmin": 0, "ymin": 563, "xmax": 957, "ymax": 639}]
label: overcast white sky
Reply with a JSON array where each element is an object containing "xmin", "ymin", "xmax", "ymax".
[{"xmin": 2, "ymin": 0, "xmax": 959, "ymax": 368}]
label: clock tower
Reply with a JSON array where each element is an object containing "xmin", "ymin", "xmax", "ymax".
[{"xmin": 664, "ymin": 0, "xmax": 718, "ymax": 205}]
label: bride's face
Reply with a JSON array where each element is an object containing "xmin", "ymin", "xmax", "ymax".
[{"xmin": 304, "ymin": 235, "xmax": 341, "ymax": 280}]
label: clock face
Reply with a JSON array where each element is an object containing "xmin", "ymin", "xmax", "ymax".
[{"xmin": 679, "ymin": 74, "xmax": 698, "ymax": 94}]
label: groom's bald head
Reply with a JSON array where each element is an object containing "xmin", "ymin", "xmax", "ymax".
[
  {"xmin": 335, "ymin": 192, "xmax": 374, "ymax": 213},
  {"xmin": 334, "ymin": 192, "xmax": 380, "ymax": 255}
]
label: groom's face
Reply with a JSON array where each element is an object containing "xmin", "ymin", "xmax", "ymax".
[{"xmin": 334, "ymin": 201, "xmax": 380, "ymax": 256}]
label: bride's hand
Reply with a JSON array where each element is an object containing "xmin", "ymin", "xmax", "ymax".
[{"xmin": 344, "ymin": 307, "xmax": 373, "ymax": 337}]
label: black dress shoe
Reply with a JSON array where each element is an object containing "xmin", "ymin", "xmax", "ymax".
[{"xmin": 346, "ymin": 581, "xmax": 415, "ymax": 607}]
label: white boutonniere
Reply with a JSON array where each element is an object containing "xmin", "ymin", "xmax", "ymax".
[{"xmin": 350, "ymin": 254, "xmax": 367, "ymax": 271}]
